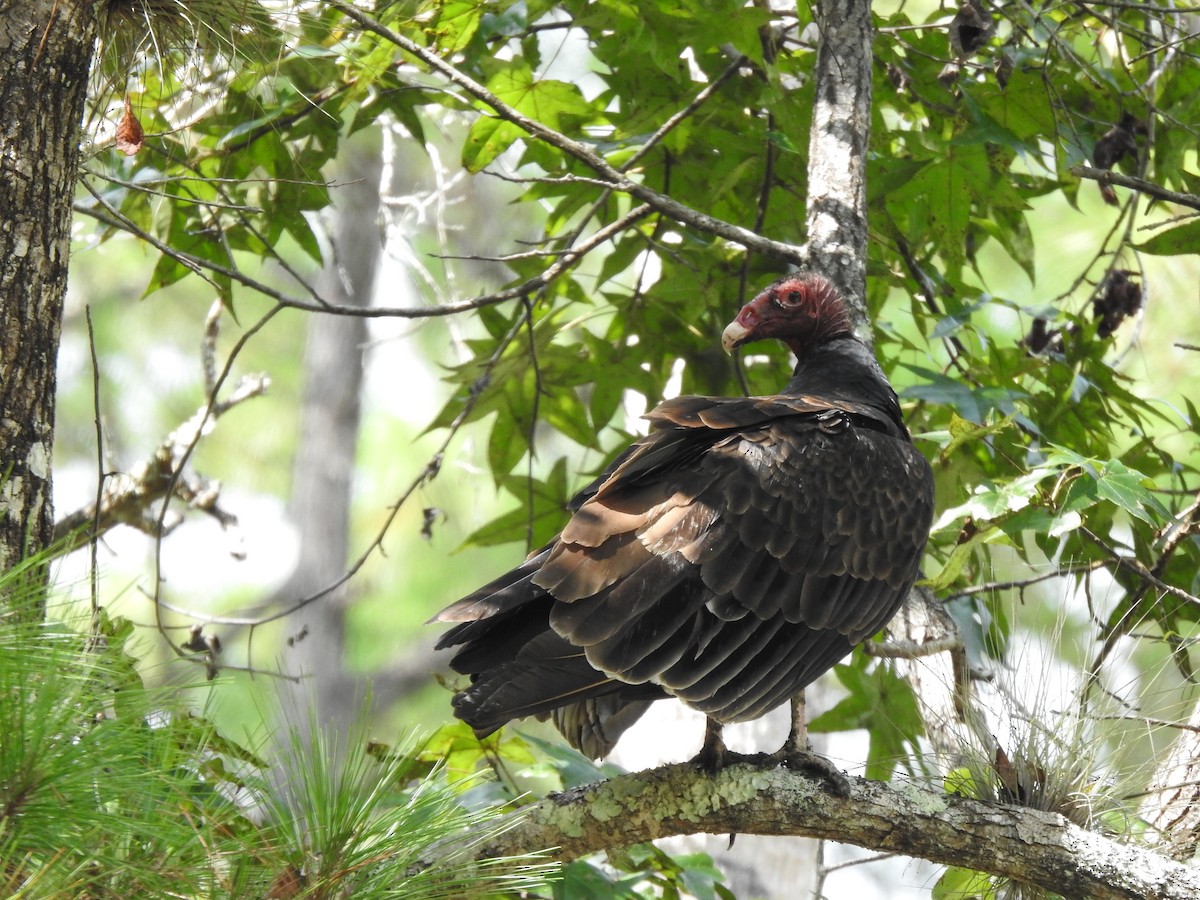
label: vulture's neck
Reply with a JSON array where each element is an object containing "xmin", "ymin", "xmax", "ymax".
[{"xmin": 784, "ymin": 335, "xmax": 908, "ymax": 437}]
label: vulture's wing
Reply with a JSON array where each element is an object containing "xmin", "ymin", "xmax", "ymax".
[{"xmin": 435, "ymin": 391, "xmax": 933, "ymax": 754}]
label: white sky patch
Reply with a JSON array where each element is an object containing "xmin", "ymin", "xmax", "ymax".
[
  {"xmin": 535, "ymin": 15, "xmax": 608, "ymax": 101},
  {"xmin": 663, "ymin": 356, "xmax": 686, "ymax": 400},
  {"xmin": 679, "ymin": 47, "xmax": 708, "ymax": 84}
]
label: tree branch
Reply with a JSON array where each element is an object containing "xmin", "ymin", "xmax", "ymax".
[
  {"xmin": 1071, "ymin": 165, "xmax": 1200, "ymax": 212},
  {"xmin": 1081, "ymin": 526, "xmax": 1200, "ymax": 610},
  {"xmin": 52, "ymin": 372, "xmax": 266, "ymax": 556},
  {"xmin": 73, "ymin": 196, "xmax": 652, "ymax": 321},
  {"xmin": 456, "ymin": 762, "xmax": 1199, "ymax": 900},
  {"xmin": 329, "ymin": 1, "xmax": 807, "ymax": 267}
]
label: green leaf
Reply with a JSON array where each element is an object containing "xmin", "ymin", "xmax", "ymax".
[
  {"xmin": 427, "ymin": 0, "xmax": 482, "ymax": 53},
  {"xmin": 933, "ymin": 866, "xmax": 997, "ymax": 899},
  {"xmin": 931, "ymin": 469, "xmax": 1056, "ymax": 534},
  {"xmin": 808, "ymin": 658, "xmax": 923, "ymax": 780},
  {"xmin": 466, "ymin": 457, "xmax": 570, "ymax": 547},
  {"xmin": 1044, "ymin": 447, "xmax": 1171, "ymax": 524},
  {"xmin": 1135, "ymin": 219, "xmax": 1200, "ymax": 256},
  {"xmin": 520, "ymin": 733, "xmax": 623, "ymax": 788},
  {"xmin": 463, "ymin": 115, "xmax": 525, "ymax": 172},
  {"xmin": 939, "ymin": 412, "xmax": 1016, "ymax": 462},
  {"xmin": 1092, "ymin": 459, "xmax": 1171, "ymax": 525},
  {"xmin": 461, "ymin": 61, "xmax": 592, "ymax": 171},
  {"xmin": 487, "ymin": 409, "xmax": 528, "ymax": 481},
  {"xmin": 921, "ymin": 522, "xmax": 993, "ymax": 592},
  {"xmin": 900, "ymin": 365, "xmax": 1024, "ymax": 423}
]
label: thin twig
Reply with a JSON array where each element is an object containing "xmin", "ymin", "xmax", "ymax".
[
  {"xmin": 1081, "ymin": 526, "xmax": 1200, "ymax": 610},
  {"xmin": 149, "ymin": 305, "xmax": 283, "ymax": 661},
  {"xmin": 85, "ymin": 308, "xmax": 104, "ymax": 642},
  {"xmin": 945, "ymin": 560, "xmax": 1108, "ymax": 598},
  {"xmin": 865, "ymin": 635, "xmax": 962, "ymax": 659},
  {"xmin": 1071, "ymin": 166, "xmax": 1200, "ymax": 212},
  {"xmin": 74, "ymin": 194, "xmax": 653, "ymax": 320}
]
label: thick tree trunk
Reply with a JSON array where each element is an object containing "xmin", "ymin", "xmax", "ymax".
[
  {"xmin": 804, "ymin": 0, "xmax": 872, "ymax": 331},
  {"xmin": 0, "ymin": 1, "xmax": 97, "ymax": 613}
]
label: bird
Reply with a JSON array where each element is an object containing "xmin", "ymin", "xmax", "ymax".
[{"xmin": 432, "ymin": 273, "xmax": 935, "ymax": 767}]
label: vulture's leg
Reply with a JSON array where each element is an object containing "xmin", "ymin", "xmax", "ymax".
[
  {"xmin": 783, "ymin": 691, "xmax": 809, "ymax": 757},
  {"xmin": 777, "ymin": 692, "xmax": 851, "ymax": 797},
  {"xmin": 692, "ymin": 716, "xmax": 730, "ymax": 772}
]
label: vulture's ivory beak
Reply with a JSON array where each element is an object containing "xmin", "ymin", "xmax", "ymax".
[{"xmin": 721, "ymin": 320, "xmax": 749, "ymax": 354}]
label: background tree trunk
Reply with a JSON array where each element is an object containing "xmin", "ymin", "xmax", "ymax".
[
  {"xmin": 275, "ymin": 133, "xmax": 379, "ymax": 730},
  {"xmin": 0, "ymin": 1, "xmax": 97, "ymax": 615}
]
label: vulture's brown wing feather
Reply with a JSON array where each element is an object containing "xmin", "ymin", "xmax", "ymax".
[
  {"xmin": 433, "ymin": 278, "xmax": 935, "ymax": 759},
  {"xmin": 436, "ymin": 388, "xmax": 933, "ymax": 754},
  {"xmin": 546, "ymin": 404, "xmax": 931, "ymax": 724}
]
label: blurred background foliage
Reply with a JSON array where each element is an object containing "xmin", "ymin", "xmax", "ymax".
[{"xmin": 32, "ymin": 0, "xmax": 1200, "ymax": 894}]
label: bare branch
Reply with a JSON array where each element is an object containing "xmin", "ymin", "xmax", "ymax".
[
  {"xmin": 864, "ymin": 634, "xmax": 961, "ymax": 659},
  {"xmin": 447, "ymin": 762, "xmax": 1200, "ymax": 900},
  {"xmin": 1081, "ymin": 526, "xmax": 1200, "ymax": 610},
  {"xmin": 153, "ymin": 287, "xmax": 547, "ymax": 638},
  {"xmin": 946, "ymin": 560, "xmax": 1109, "ymax": 598},
  {"xmin": 74, "ymin": 196, "xmax": 652, "ymax": 321},
  {"xmin": 1071, "ymin": 165, "xmax": 1200, "ymax": 212},
  {"xmin": 52, "ymin": 374, "xmax": 267, "ymax": 556}
]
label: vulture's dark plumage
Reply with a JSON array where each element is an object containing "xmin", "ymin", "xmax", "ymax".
[{"xmin": 434, "ymin": 274, "xmax": 935, "ymax": 760}]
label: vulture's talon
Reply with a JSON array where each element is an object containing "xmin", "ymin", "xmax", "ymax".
[
  {"xmin": 690, "ymin": 746, "xmax": 725, "ymax": 774},
  {"xmin": 691, "ymin": 720, "xmax": 777, "ymax": 771},
  {"xmin": 690, "ymin": 747, "xmax": 771, "ymax": 773},
  {"xmin": 781, "ymin": 748, "xmax": 851, "ymax": 797}
]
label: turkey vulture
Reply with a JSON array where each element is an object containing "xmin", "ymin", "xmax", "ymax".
[{"xmin": 433, "ymin": 273, "xmax": 934, "ymax": 762}]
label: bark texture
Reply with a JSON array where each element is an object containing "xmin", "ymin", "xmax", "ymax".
[
  {"xmin": 457, "ymin": 762, "xmax": 1200, "ymax": 900},
  {"xmin": 803, "ymin": 0, "xmax": 873, "ymax": 332},
  {"xmin": 0, "ymin": 1, "xmax": 97, "ymax": 605}
]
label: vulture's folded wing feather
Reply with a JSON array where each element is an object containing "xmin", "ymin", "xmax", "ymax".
[
  {"xmin": 437, "ymin": 392, "xmax": 932, "ymax": 746},
  {"xmin": 433, "ymin": 279, "xmax": 935, "ymax": 758}
]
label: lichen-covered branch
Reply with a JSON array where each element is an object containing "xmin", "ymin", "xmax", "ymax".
[
  {"xmin": 457, "ymin": 762, "xmax": 1199, "ymax": 900},
  {"xmin": 52, "ymin": 373, "xmax": 267, "ymax": 556}
]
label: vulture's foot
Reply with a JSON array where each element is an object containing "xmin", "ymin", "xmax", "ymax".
[
  {"xmin": 691, "ymin": 718, "xmax": 774, "ymax": 772},
  {"xmin": 779, "ymin": 747, "xmax": 851, "ymax": 797},
  {"xmin": 691, "ymin": 717, "xmax": 730, "ymax": 773}
]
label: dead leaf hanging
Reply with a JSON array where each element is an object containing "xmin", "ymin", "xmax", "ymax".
[{"xmin": 115, "ymin": 95, "xmax": 144, "ymax": 156}]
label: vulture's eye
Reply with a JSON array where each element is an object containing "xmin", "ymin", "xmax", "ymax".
[{"xmin": 787, "ymin": 290, "xmax": 802, "ymax": 305}]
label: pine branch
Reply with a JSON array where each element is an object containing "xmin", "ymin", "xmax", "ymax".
[{"xmin": 446, "ymin": 762, "xmax": 1200, "ymax": 900}]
